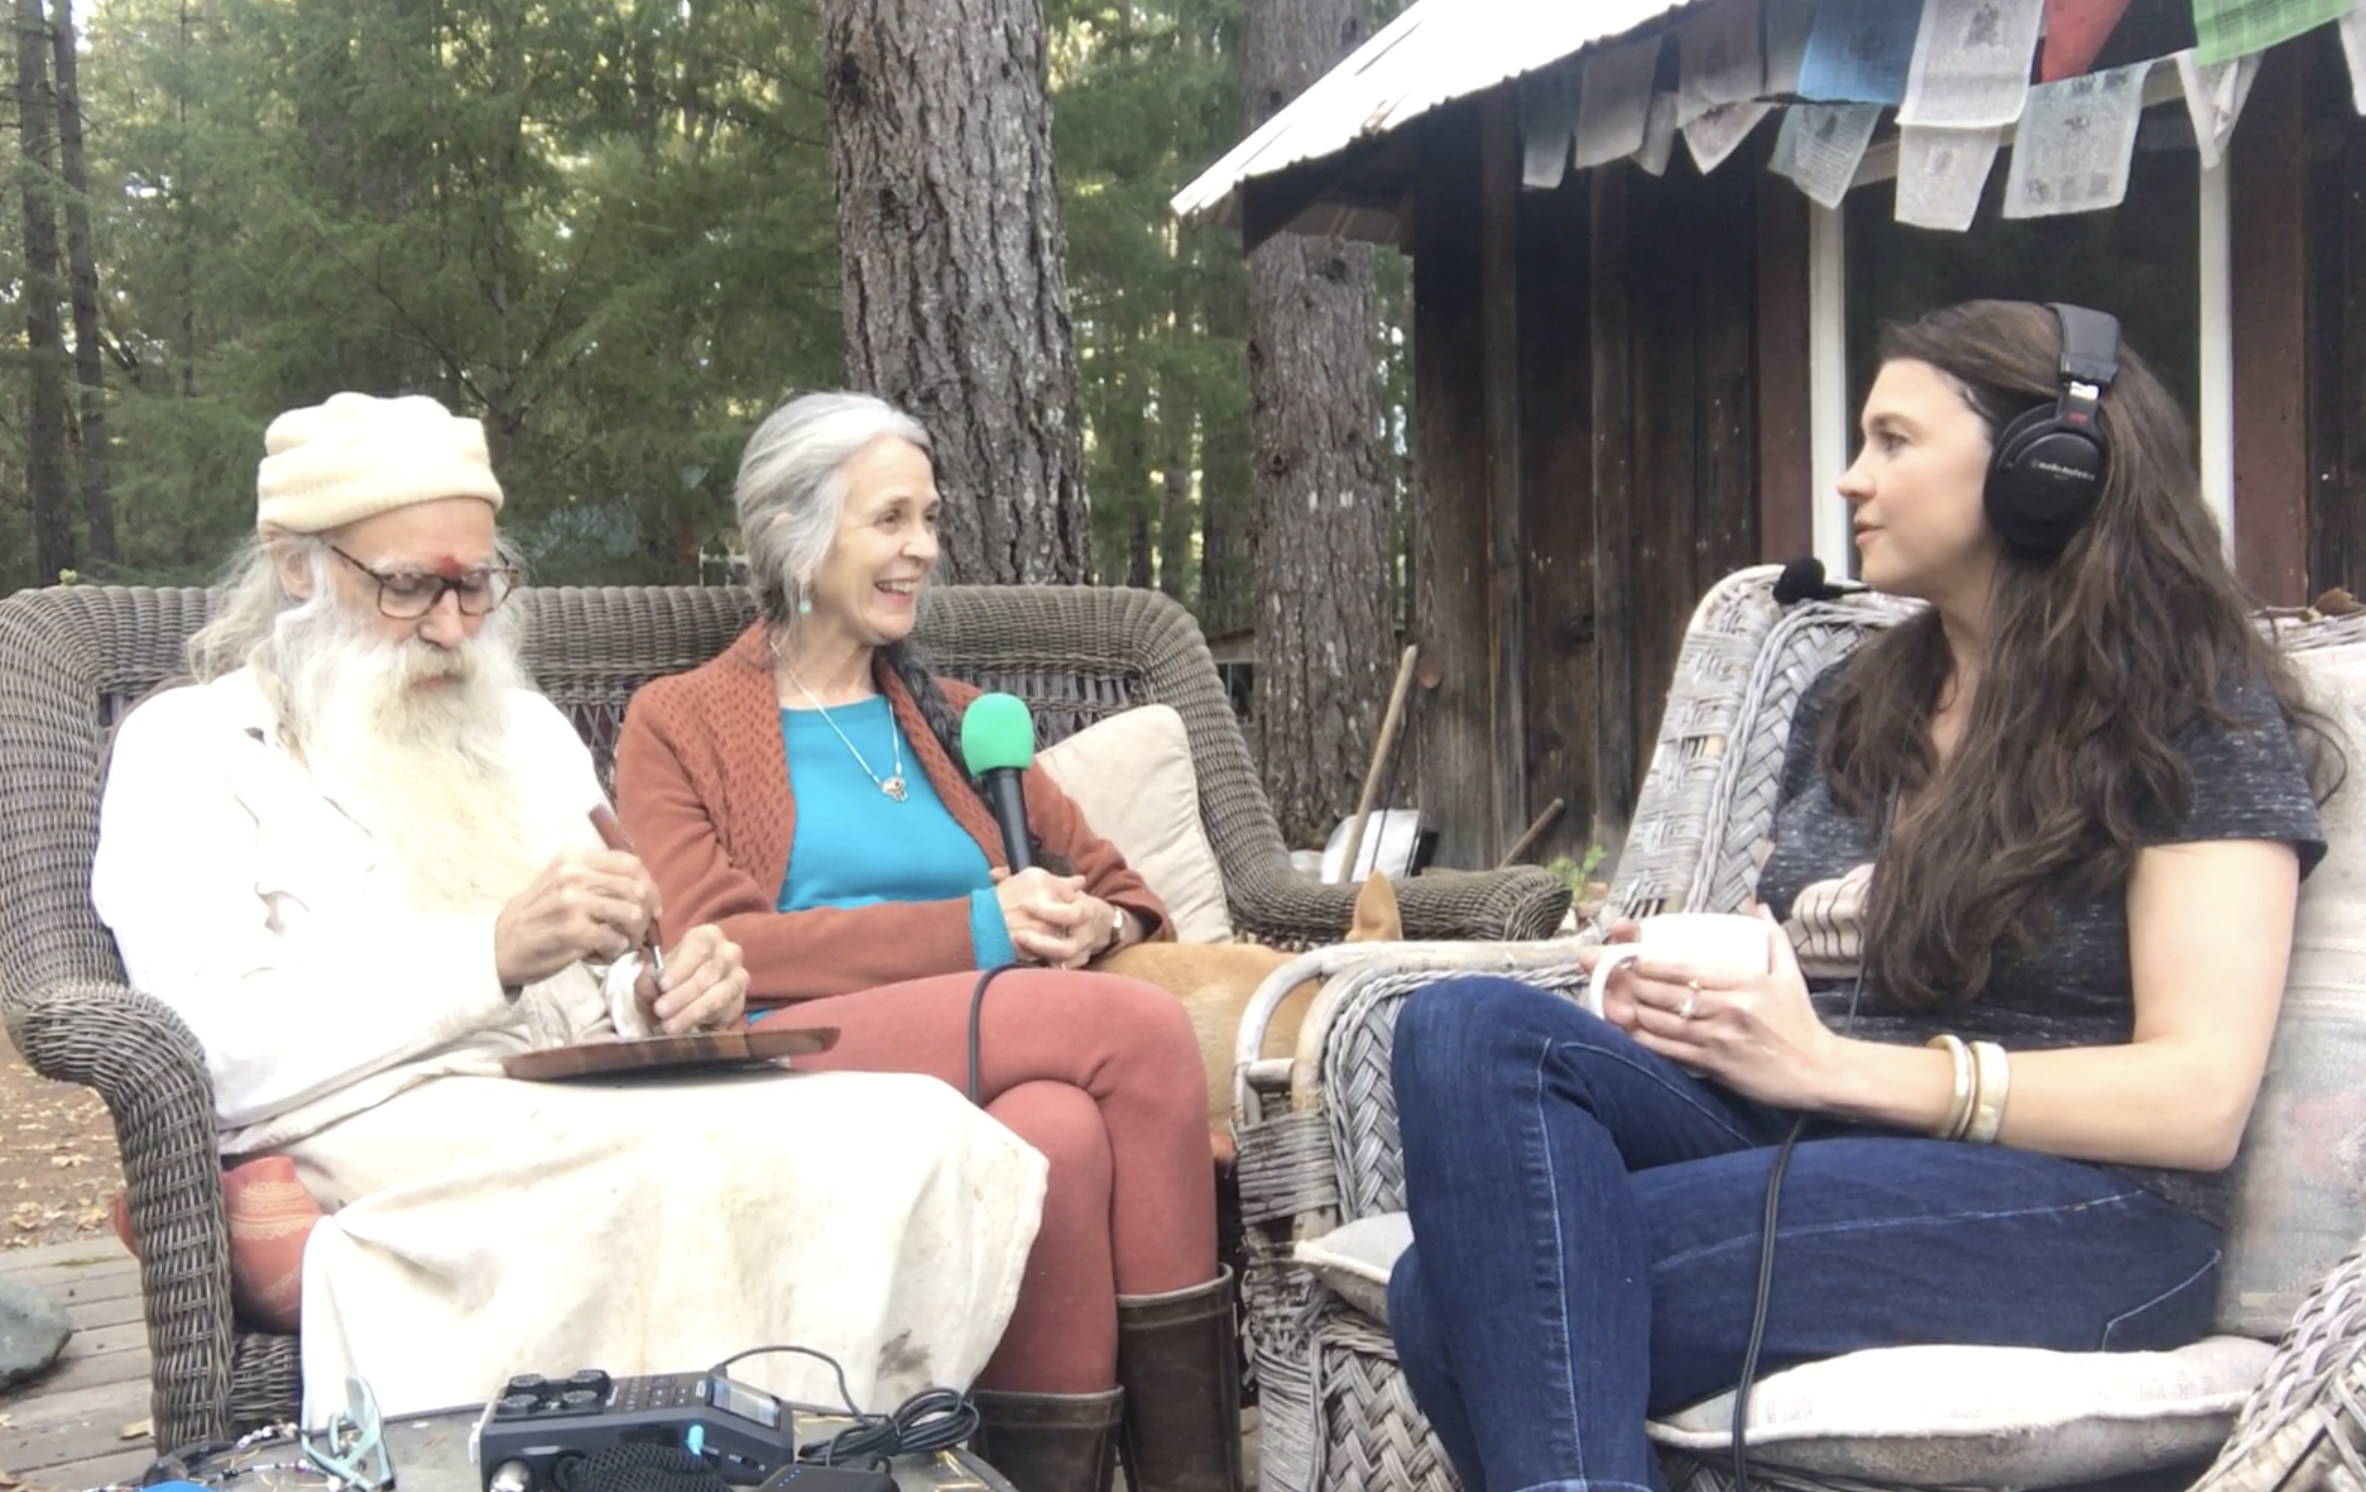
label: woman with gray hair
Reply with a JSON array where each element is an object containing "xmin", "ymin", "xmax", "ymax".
[{"xmin": 614, "ymin": 392, "xmax": 1236, "ymax": 1492}]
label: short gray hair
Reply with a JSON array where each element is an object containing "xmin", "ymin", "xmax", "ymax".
[{"xmin": 736, "ymin": 392, "xmax": 932, "ymax": 623}]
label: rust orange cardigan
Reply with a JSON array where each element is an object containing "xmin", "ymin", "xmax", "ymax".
[{"xmin": 614, "ymin": 622, "xmax": 1171, "ymax": 1005}]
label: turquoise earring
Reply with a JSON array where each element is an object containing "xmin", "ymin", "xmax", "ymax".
[{"xmin": 796, "ymin": 597, "xmax": 813, "ymax": 616}]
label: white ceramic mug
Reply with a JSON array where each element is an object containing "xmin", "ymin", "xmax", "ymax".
[{"xmin": 1584, "ymin": 912, "xmax": 1772, "ymax": 1016}]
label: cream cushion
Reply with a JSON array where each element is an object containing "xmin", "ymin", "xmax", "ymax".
[
  {"xmin": 2213, "ymin": 638, "xmax": 2366, "ymax": 1335},
  {"xmin": 1648, "ymin": 1336, "xmax": 2272, "ymax": 1486},
  {"xmin": 1036, "ymin": 703, "xmax": 1232, "ymax": 943},
  {"xmin": 1298, "ymin": 1212, "xmax": 2269, "ymax": 1487},
  {"xmin": 1295, "ymin": 1209, "xmax": 1408, "ymax": 1323}
]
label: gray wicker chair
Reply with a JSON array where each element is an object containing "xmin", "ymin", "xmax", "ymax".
[
  {"xmin": 1232, "ymin": 564, "xmax": 2366, "ymax": 1492},
  {"xmin": 0, "ymin": 579, "xmax": 1570, "ymax": 1453}
]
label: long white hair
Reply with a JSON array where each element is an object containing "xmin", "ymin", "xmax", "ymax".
[{"xmin": 193, "ymin": 533, "xmax": 550, "ymax": 914}]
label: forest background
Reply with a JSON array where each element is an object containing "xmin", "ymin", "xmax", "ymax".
[{"xmin": 0, "ymin": 0, "xmax": 1426, "ymax": 850}]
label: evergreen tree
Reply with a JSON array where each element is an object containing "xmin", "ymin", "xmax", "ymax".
[
  {"xmin": 1243, "ymin": 0, "xmax": 1393, "ymax": 848},
  {"xmin": 822, "ymin": 0, "xmax": 1090, "ymax": 585}
]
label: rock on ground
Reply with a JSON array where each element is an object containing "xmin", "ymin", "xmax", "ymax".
[{"xmin": 0, "ymin": 1274, "xmax": 72, "ymax": 1386}]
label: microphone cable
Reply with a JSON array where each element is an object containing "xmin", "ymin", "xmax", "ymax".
[
  {"xmin": 964, "ymin": 964, "xmax": 1022, "ymax": 1106},
  {"xmin": 1728, "ymin": 779, "xmax": 1896, "ymax": 1492}
]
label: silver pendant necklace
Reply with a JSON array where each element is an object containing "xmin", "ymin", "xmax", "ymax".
[{"xmin": 774, "ymin": 644, "xmax": 907, "ymax": 802}]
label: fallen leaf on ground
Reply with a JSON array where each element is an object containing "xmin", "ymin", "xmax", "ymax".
[{"xmin": 117, "ymin": 1419, "xmax": 150, "ymax": 1440}]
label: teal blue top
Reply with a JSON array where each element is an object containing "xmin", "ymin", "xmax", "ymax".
[{"xmin": 775, "ymin": 698, "xmax": 1016, "ymax": 970}]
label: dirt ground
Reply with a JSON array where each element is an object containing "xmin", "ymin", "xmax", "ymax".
[{"xmin": 0, "ymin": 1033, "xmax": 124, "ymax": 1250}]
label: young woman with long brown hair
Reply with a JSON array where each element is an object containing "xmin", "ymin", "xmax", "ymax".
[{"xmin": 1385, "ymin": 300, "xmax": 2335, "ymax": 1492}]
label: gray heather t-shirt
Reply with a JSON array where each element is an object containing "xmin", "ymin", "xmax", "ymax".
[{"xmin": 1754, "ymin": 663, "xmax": 2326, "ymax": 1223}]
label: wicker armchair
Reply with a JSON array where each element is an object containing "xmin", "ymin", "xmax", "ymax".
[
  {"xmin": 0, "ymin": 579, "xmax": 1570, "ymax": 1453},
  {"xmin": 1231, "ymin": 564, "xmax": 2366, "ymax": 1492}
]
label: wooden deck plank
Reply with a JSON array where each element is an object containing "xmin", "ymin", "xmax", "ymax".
[
  {"xmin": 23, "ymin": 1334, "xmax": 148, "ymax": 1399},
  {"xmin": 3, "ymin": 1240, "xmax": 154, "ymax": 1489},
  {"xmin": 0, "ymin": 1445, "xmax": 153, "ymax": 1492},
  {"xmin": 12, "ymin": 1259, "xmax": 141, "ymax": 1303}
]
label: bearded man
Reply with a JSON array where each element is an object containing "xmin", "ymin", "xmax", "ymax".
[{"xmin": 91, "ymin": 392, "xmax": 1046, "ymax": 1422}]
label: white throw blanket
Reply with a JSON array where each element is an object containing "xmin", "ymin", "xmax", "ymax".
[{"xmin": 289, "ymin": 1068, "xmax": 1046, "ymax": 1422}]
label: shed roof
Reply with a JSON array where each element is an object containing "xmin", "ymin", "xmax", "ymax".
[{"xmin": 1172, "ymin": 0, "xmax": 1704, "ymax": 243}]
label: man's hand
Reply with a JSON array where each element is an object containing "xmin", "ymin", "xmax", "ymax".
[
  {"xmin": 634, "ymin": 924, "xmax": 748, "ymax": 1034},
  {"xmin": 494, "ymin": 847, "xmax": 661, "ymax": 989}
]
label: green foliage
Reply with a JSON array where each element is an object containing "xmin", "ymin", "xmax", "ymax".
[
  {"xmin": 1541, "ymin": 844, "xmax": 1610, "ymax": 898},
  {"xmin": 4, "ymin": 0, "xmax": 846, "ymax": 595},
  {"xmin": 1049, "ymin": 0, "xmax": 1250, "ymax": 604},
  {"xmin": 0, "ymin": 0, "xmax": 1413, "ymax": 619}
]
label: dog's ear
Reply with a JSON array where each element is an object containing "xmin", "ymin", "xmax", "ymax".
[{"xmin": 1347, "ymin": 870, "xmax": 1402, "ymax": 943}]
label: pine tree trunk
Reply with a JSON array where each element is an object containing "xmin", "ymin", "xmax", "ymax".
[
  {"xmin": 1198, "ymin": 412, "xmax": 1249, "ymax": 637},
  {"xmin": 52, "ymin": 0, "xmax": 110, "ymax": 566},
  {"xmin": 1244, "ymin": 0, "xmax": 1393, "ymax": 851},
  {"xmin": 16, "ymin": 0, "xmax": 71, "ymax": 584},
  {"xmin": 1157, "ymin": 396, "xmax": 1194, "ymax": 600},
  {"xmin": 821, "ymin": 0, "xmax": 1090, "ymax": 585}
]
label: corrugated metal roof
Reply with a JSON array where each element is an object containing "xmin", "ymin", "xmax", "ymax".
[{"xmin": 1171, "ymin": 0, "xmax": 1699, "ymax": 227}]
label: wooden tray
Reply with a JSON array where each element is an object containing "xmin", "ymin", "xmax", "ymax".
[{"xmin": 502, "ymin": 1026, "xmax": 840, "ymax": 1082}]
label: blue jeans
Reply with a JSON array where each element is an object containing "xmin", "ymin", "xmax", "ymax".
[{"xmin": 1384, "ymin": 978, "xmax": 2225, "ymax": 1492}]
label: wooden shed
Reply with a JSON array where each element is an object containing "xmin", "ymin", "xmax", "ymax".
[{"xmin": 1177, "ymin": 0, "xmax": 2366, "ymax": 870}]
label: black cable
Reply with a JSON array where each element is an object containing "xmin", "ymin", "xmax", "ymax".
[
  {"xmin": 706, "ymin": 1346, "xmax": 977, "ymax": 1473},
  {"xmin": 964, "ymin": 964, "xmax": 1021, "ymax": 1106},
  {"xmin": 1729, "ymin": 780, "xmax": 1897, "ymax": 1492}
]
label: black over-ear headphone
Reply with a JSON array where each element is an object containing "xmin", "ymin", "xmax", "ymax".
[{"xmin": 1983, "ymin": 302, "xmax": 2120, "ymax": 556}]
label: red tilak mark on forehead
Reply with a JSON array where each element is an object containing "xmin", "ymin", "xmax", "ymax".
[{"xmin": 427, "ymin": 554, "xmax": 466, "ymax": 579}]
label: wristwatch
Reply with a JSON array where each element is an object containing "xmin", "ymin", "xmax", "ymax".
[{"xmin": 1105, "ymin": 904, "xmax": 1129, "ymax": 954}]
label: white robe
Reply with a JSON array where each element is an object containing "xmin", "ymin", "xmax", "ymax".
[{"xmin": 91, "ymin": 671, "xmax": 1046, "ymax": 1420}]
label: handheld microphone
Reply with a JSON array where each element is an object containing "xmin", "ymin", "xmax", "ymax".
[
  {"xmin": 959, "ymin": 692, "xmax": 1037, "ymax": 872},
  {"xmin": 1771, "ymin": 556, "xmax": 1863, "ymax": 606}
]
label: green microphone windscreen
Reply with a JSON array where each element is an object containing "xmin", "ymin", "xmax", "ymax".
[{"xmin": 960, "ymin": 692, "xmax": 1036, "ymax": 774}]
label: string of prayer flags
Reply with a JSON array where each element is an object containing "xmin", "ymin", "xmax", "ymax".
[
  {"xmin": 1683, "ymin": 99, "xmax": 1778, "ymax": 173},
  {"xmin": 1899, "ymin": 0, "xmax": 2047, "ymax": 129},
  {"xmin": 2192, "ymin": 0, "xmax": 2355, "ymax": 66},
  {"xmin": 1770, "ymin": 102, "xmax": 1885, "ymax": 209},
  {"xmin": 1572, "ymin": 35, "xmax": 1661, "ymax": 169},
  {"xmin": 1676, "ymin": 0, "xmax": 1766, "ymax": 126},
  {"xmin": 1519, "ymin": 70, "xmax": 1577, "ymax": 189},
  {"xmin": 2039, "ymin": 0, "xmax": 2141, "ymax": 80},
  {"xmin": 1633, "ymin": 92, "xmax": 1681, "ymax": 176},
  {"xmin": 1797, "ymin": 0, "xmax": 1922, "ymax": 103},
  {"xmin": 2174, "ymin": 49, "xmax": 2260, "ymax": 168},
  {"xmin": 2341, "ymin": 5, "xmax": 2366, "ymax": 115},
  {"xmin": 1895, "ymin": 125, "xmax": 2003, "ymax": 229},
  {"xmin": 2002, "ymin": 61, "xmax": 2149, "ymax": 217},
  {"xmin": 1764, "ymin": 0, "xmax": 1818, "ymax": 96}
]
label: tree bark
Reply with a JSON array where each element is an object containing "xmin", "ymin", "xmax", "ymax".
[
  {"xmin": 1198, "ymin": 414, "xmax": 1250, "ymax": 636},
  {"xmin": 821, "ymin": 0, "xmax": 1090, "ymax": 584},
  {"xmin": 1244, "ymin": 0, "xmax": 1394, "ymax": 850},
  {"xmin": 17, "ymin": 0, "xmax": 71, "ymax": 583},
  {"xmin": 53, "ymin": 0, "xmax": 111, "ymax": 566},
  {"xmin": 1157, "ymin": 393, "xmax": 1194, "ymax": 600}
]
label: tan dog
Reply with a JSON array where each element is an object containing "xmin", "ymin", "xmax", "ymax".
[{"xmin": 1096, "ymin": 872, "xmax": 1402, "ymax": 1144}]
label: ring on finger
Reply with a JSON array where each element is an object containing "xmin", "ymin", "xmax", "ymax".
[{"xmin": 1679, "ymin": 980, "xmax": 1700, "ymax": 1021}]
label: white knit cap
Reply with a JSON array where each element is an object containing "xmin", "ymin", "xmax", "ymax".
[{"xmin": 255, "ymin": 392, "xmax": 503, "ymax": 534}]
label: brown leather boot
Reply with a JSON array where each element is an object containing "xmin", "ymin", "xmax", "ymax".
[
  {"xmin": 968, "ymin": 1386, "xmax": 1123, "ymax": 1492},
  {"xmin": 1115, "ymin": 1268, "xmax": 1245, "ymax": 1492}
]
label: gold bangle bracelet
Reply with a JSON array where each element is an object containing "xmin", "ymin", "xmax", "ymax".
[
  {"xmin": 1925, "ymin": 1034, "xmax": 1974, "ymax": 1141},
  {"xmin": 1964, "ymin": 1041, "xmax": 2011, "ymax": 1145}
]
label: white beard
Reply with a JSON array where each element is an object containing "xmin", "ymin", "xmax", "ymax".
[{"xmin": 271, "ymin": 602, "xmax": 552, "ymax": 916}]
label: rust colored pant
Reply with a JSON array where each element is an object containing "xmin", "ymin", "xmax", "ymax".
[{"xmin": 756, "ymin": 967, "xmax": 1218, "ymax": 1392}]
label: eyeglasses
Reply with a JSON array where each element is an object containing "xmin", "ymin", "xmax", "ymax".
[
  {"xmin": 300, "ymin": 1373, "xmax": 395, "ymax": 1491},
  {"xmin": 330, "ymin": 544, "xmax": 518, "ymax": 620}
]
